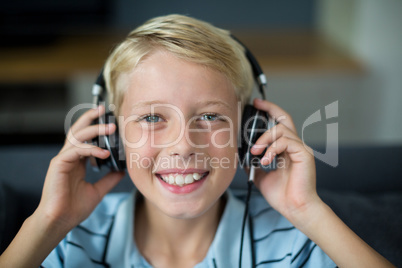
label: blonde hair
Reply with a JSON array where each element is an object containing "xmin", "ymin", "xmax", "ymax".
[{"xmin": 103, "ymin": 14, "xmax": 254, "ymax": 116}]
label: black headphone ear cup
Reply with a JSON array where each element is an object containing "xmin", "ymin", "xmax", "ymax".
[
  {"xmin": 238, "ymin": 104, "xmax": 254, "ymax": 165},
  {"xmin": 239, "ymin": 104, "xmax": 271, "ymax": 167},
  {"xmin": 105, "ymin": 113, "xmax": 126, "ymax": 171},
  {"xmin": 90, "ymin": 112, "xmax": 126, "ymax": 171}
]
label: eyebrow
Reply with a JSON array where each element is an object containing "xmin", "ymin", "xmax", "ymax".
[
  {"xmin": 196, "ymin": 100, "xmax": 232, "ymax": 110},
  {"xmin": 131, "ymin": 100, "xmax": 168, "ymax": 110},
  {"xmin": 131, "ymin": 99, "xmax": 233, "ymax": 111}
]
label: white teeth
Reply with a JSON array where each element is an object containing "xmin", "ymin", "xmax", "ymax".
[
  {"xmin": 175, "ymin": 175, "xmax": 184, "ymax": 186},
  {"xmin": 193, "ymin": 173, "xmax": 201, "ymax": 181},
  {"xmin": 168, "ymin": 175, "xmax": 175, "ymax": 184},
  {"xmin": 159, "ymin": 172, "xmax": 206, "ymax": 187},
  {"xmin": 184, "ymin": 174, "xmax": 194, "ymax": 184}
]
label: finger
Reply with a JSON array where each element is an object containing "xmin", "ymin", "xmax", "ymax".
[
  {"xmin": 66, "ymin": 105, "xmax": 106, "ymax": 143},
  {"xmin": 253, "ymin": 98, "xmax": 297, "ymax": 134},
  {"xmin": 57, "ymin": 143, "xmax": 110, "ymax": 165},
  {"xmin": 93, "ymin": 171, "xmax": 125, "ymax": 199},
  {"xmin": 250, "ymin": 123, "xmax": 301, "ymax": 155},
  {"xmin": 260, "ymin": 136, "xmax": 313, "ymax": 166},
  {"xmin": 64, "ymin": 123, "xmax": 116, "ymax": 150}
]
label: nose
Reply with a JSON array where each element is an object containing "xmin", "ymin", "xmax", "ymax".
[
  {"xmin": 167, "ymin": 126, "xmax": 196, "ymax": 159},
  {"xmin": 166, "ymin": 120, "xmax": 206, "ymax": 159}
]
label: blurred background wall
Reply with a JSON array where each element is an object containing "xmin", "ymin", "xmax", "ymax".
[{"xmin": 0, "ymin": 0, "xmax": 401, "ymax": 147}]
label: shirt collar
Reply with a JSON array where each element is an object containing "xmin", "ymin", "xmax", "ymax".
[
  {"xmin": 105, "ymin": 189, "xmax": 252, "ymax": 267},
  {"xmin": 105, "ymin": 190, "xmax": 136, "ymax": 266}
]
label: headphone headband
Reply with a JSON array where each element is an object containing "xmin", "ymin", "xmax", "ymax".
[{"xmin": 231, "ymin": 35, "xmax": 267, "ymax": 100}]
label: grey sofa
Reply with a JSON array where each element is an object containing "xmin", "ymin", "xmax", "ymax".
[{"xmin": 0, "ymin": 144, "xmax": 401, "ymax": 266}]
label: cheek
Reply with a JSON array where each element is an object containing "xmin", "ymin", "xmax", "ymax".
[
  {"xmin": 209, "ymin": 127, "xmax": 238, "ymax": 149},
  {"xmin": 209, "ymin": 146, "xmax": 238, "ymax": 166},
  {"xmin": 124, "ymin": 142, "xmax": 156, "ymax": 165},
  {"xmin": 121, "ymin": 124, "xmax": 158, "ymax": 176},
  {"xmin": 119, "ymin": 122, "xmax": 149, "ymax": 149},
  {"xmin": 120, "ymin": 121, "xmax": 167, "ymax": 154},
  {"xmin": 207, "ymin": 132, "xmax": 238, "ymax": 171}
]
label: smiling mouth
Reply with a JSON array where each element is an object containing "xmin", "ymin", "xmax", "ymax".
[{"xmin": 156, "ymin": 172, "xmax": 209, "ymax": 187}]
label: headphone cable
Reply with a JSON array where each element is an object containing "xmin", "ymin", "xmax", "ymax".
[{"xmin": 239, "ymin": 178, "xmax": 253, "ymax": 268}]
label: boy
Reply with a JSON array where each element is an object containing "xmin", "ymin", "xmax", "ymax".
[{"xmin": 0, "ymin": 14, "xmax": 394, "ymax": 267}]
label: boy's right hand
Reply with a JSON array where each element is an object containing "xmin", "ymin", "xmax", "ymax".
[
  {"xmin": 35, "ymin": 105, "xmax": 125, "ymax": 232},
  {"xmin": 0, "ymin": 106, "xmax": 125, "ymax": 268}
]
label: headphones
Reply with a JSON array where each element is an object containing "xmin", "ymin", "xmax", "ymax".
[{"xmin": 90, "ymin": 35, "xmax": 276, "ymax": 174}]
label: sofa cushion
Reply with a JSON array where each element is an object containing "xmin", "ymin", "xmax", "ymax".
[{"xmin": 319, "ymin": 190, "xmax": 402, "ymax": 267}]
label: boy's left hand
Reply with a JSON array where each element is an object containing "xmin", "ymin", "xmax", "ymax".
[{"xmin": 250, "ymin": 98, "xmax": 321, "ymax": 226}]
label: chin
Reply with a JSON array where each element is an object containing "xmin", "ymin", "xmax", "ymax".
[{"xmin": 160, "ymin": 199, "xmax": 212, "ymax": 220}]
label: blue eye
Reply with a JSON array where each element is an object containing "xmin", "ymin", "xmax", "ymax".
[
  {"xmin": 145, "ymin": 115, "xmax": 161, "ymax": 123},
  {"xmin": 139, "ymin": 114, "xmax": 163, "ymax": 123},
  {"xmin": 200, "ymin": 113, "xmax": 219, "ymax": 121}
]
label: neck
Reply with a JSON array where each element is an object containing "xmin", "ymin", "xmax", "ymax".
[{"xmin": 134, "ymin": 193, "xmax": 226, "ymax": 266}]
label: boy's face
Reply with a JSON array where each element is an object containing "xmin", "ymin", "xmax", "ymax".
[{"xmin": 120, "ymin": 49, "xmax": 239, "ymax": 219}]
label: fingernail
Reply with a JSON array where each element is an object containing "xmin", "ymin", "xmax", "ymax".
[{"xmin": 261, "ymin": 156, "xmax": 269, "ymax": 165}]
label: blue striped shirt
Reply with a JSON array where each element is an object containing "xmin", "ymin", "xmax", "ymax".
[{"xmin": 42, "ymin": 189, "xmax": 336, "ymax": 267}]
